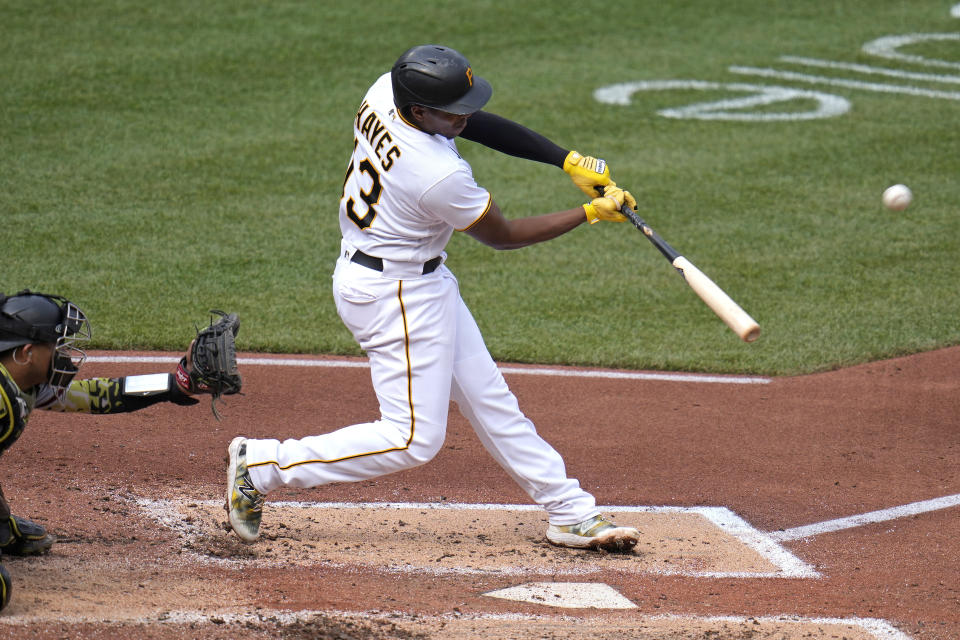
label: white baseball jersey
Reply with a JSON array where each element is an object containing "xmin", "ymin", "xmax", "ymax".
[
  {"xmin": 339, "ymin": 73, "xmax": 491, "ymax": 264},
  {"xmin": 244, "ymin": 72, "xmax": 600, "ymax": 527}
]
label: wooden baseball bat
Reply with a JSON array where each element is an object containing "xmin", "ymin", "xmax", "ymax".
[{"xmin": 615, "ymin": 198, "xmax": 760, "ymax": 342}]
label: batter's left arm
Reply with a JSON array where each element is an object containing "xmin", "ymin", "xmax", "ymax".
[
  {"xmin": 460, "ymin": 111, "xmax": 568, "ymax": 165},
  {"xmin": 460, "ymin": 111, "xmax": 613, "ymax": 197}
]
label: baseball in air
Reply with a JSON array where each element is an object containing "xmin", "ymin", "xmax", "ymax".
[{"xmin": 882, "ymin": 184, "xmax": 912, "ymax": 211}]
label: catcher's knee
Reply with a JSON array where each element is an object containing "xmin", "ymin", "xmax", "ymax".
[
  {"xmin": 0, "ymin": 516, "xmax": 55, "ymax": 557},
  {"xmin": 0, "ymin": 561, "xmax": 10, "ymax": 613}
]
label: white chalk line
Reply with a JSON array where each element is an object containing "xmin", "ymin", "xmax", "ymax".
[
  {"xmin": 692, "ymin": 506, "xmax": 818, "ymax": 578},
  {"xmin": 770, "ymin": 493, "xmax": 960, "ymax": 541},
  {"xmin": 137, "ymin": 499, "xmax": 814, "ymax": 579},
  {"xmin": 86, "ymin": 354, "xmax": 771, "ymax": 385},
  {"xmin": 650, "ymin": 614, "xmax": 912, "ymax": 640},
  {"xmin": 0, "ymin": 608, "xmax": 914, "ymax": 639}
]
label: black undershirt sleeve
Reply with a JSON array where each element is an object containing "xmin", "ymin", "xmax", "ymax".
[{"xmin": 460, "ymin": 111, "xmax": 569, "ymax": 168}]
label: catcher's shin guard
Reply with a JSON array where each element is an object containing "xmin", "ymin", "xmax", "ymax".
[
  {"xmin": 0, "ymin": 561, "xmax": 10, "ymax": 613},
  {"xmin": 0, "ymin": 516, "xmax": 56, "ymax": 556}
]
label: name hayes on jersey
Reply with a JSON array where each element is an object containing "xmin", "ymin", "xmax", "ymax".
[{"xmin": 354, "ymin": 100, "xmax": 401, "ymax": 172}]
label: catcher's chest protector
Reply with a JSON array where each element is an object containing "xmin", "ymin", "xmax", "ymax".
[{"xmin": 0, "ymin": 366, "xmax": 28, "ymax": 457}]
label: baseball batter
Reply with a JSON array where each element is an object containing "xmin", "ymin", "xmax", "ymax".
[{"xmin": 228, "ymin": 45, "xmax": 640, "ymax": 551}]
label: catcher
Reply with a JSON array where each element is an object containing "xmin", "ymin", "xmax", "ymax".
[{"xmin": 0, "ymin": 290, "xmax": 241, "ymax": 614}]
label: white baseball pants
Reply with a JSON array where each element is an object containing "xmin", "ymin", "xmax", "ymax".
[{"xmin": 245, "ymin": 251, "xmax": 599, "ymax": 525}]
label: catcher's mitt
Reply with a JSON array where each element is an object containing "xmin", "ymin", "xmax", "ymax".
[{"xmin": 175, "ymin": 310, "xmax": 242, "ymax": 419}]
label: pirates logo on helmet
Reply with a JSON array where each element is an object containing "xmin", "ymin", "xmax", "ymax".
[{"xmin": 391, "ymin": 44, "xmax": 492, "ymax": 116}]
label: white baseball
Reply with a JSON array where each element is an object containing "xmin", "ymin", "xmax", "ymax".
[{"xmin": 882, "ymin": 184, "xmax": 912, "ymax": 211}]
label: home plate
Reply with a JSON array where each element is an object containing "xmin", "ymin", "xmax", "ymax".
[{"xmin": 483, "ymin": 582, "xmax": 637, "ymax": 609}]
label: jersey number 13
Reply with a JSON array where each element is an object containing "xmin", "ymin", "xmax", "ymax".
[{"xmin": 343, "ymin": 156, "xmax": 382, "ymax": 230}]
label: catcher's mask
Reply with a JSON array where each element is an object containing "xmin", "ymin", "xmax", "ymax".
[
  {"xmin": 391, "ymin": 44, "xmax": 492, "ymax": 116},
  {"xmin": 0, "ymin": 290, "xmax": 91, "ymax": 399}
]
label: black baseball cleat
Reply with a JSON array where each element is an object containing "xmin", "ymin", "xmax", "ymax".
[{"xmin": 0, "ymin": 516, "xmax": 56, "ymax": 556}]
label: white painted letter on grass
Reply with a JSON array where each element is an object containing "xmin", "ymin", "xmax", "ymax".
[
  {"xmin": 863, "ymin": 33, "xmax": 960, "ymax": 70},
  {"xmin": 594, "ymin": 80, "xmax": 850, "ymax": 121}
]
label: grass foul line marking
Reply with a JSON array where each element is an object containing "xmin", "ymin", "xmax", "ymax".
[
  {"xmin": 86, "ymin": 355, "xmax": 770, "ymax": 385},
  {"xmin": 770, "ymin": 493, "xmax": 960, "ymax": 541}
]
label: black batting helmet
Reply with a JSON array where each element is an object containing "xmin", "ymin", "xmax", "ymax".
[
  {"xmin": 0, "ymin": 290, "xmax": 91, "ymax": 397},
  {"xmin": 391, "ymin": 45, "xmax": 492, "ymax": 115},
  {"xmin": 0, "ymin": 291, "xmax": 70, "ymax": 351}
]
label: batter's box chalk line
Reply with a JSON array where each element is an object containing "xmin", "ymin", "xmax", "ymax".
[
  {"xmin": 135, "ymin": 499, "xmax": 819, "ymax": 579},
  {"xmin": 0, "ymin": 608, "xmax": 914, "ymax": 639},
  {"xmin": 466, "ymin": 594, "xmax": 915, "ymax": 639},
  {"xmin": 644, "ymin": 614, "xmax": 913, "ymax": 640}
]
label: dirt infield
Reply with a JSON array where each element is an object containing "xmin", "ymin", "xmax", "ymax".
[{"xmin": 0, "ymin": 347, "xmax": 957, "ymax": 639}]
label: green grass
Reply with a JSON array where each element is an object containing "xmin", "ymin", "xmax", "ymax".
[{"xmin": 3, "ymin": 0, "xmax": 959, "ymax": 375}]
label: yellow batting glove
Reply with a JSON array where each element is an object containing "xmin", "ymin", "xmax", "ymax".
[
  {"xmin": 582, "ymin": 186, "xmax": 637, "ymax": 225},
  {"xmin": 563, "ymin": 150, "xmax": 612, "ymax": 198}
]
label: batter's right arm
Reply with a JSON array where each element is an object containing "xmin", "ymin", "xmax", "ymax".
[
  {"xmin": 465, "ymin": 188, "xmax": 634, "ymax": 250},
  {"xmin": 466, "ymin": 200, "xmax": 585, "ymax": 250}
]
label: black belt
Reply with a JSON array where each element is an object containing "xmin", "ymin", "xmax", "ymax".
[{"xmin": 351, "ymin": 250, "xmax": 442, "ymax": 275}]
